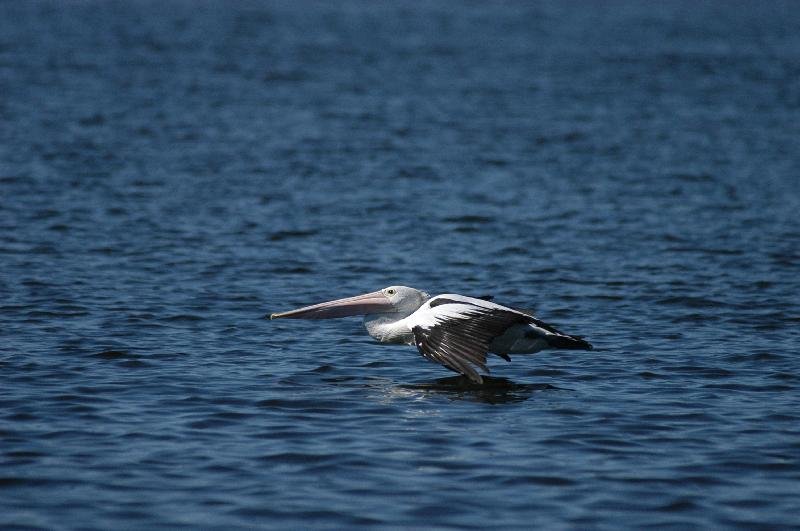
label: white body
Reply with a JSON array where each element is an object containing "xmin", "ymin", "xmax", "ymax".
[{"xmin": 365, "ymin": 293, "xmax": 551, "ymax": 355}]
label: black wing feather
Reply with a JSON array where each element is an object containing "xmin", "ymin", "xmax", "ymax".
[{"xmin": 412, "ymin": 307, "xmax": 529, "ymax": 384}]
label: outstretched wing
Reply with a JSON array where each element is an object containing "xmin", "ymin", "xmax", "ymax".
[{"xmin": 411, "ymin": 297, "xmax": 531, "ymax": 383}]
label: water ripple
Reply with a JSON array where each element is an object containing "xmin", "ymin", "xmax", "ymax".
[{"xmin": 1, "ymin": 1, "xmax": 799, "ymax": 529}]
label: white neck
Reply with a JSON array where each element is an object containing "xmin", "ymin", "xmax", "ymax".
[{"xmin": 363, "ymin": 313, "xmax": 414, "ymax": 345}]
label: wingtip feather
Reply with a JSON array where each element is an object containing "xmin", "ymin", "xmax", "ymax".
[{"xmin": 548, "ymin": 335, "xmax": 593, "ymax": 350}]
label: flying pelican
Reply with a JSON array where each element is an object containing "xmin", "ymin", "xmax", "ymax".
[{"xmin": 269, "ymin": 286, "xmax": 592, "ymax": 383}]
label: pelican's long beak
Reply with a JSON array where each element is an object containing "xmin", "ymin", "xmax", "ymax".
[{"xmin": 268, "ymin": 290, "xmax": 393, "ymax": 320}]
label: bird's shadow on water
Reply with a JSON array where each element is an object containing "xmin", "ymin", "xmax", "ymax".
[
  {"xmin": 289, "ymin": 365, "xmax": 563, "ymax": 405},
  {"xmin": 398, "ymin": 375, "xmax": 561, "ymax": 404}
]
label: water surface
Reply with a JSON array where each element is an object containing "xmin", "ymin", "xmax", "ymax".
[{"xmin": 2, "ymin": 1, "xmax": 799, "ymax": 528}]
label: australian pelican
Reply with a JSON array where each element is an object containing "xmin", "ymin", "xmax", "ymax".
[{"xmin": 269, "ymin": 286, "xmax": 592, "ymax": 383}]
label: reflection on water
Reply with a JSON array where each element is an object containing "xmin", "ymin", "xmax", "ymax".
[{"xmin": 399, "ymin": 376, "xmax": 558, "ymax": 404}]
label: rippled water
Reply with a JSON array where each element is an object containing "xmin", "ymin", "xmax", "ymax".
[{"xmin": 2, "ymin": 1, "xmax": 800, "ymax": 528}]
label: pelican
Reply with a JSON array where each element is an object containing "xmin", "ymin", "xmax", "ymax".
[{"xmin": 269, "ymin": 286, "xmax": 592, "ymax": 383}]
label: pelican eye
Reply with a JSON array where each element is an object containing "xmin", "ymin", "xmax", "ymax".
[{"xmin": 386, "ymin": 289, "xmax": 396, "ymax": 295}]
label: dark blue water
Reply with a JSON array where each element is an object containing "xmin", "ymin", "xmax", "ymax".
[{"xmin": 2, "ymin": 1, "xmax": 800, "ymax": 528}]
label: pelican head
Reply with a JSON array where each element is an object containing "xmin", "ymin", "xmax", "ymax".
[{"xmin": 269, "ymin": 285, "xmax": 430, "ymax": 320}]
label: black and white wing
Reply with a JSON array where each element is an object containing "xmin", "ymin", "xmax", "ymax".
[{"xmin": 408, "ymin": 295, "xmax": 531, "ymax": 383}]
